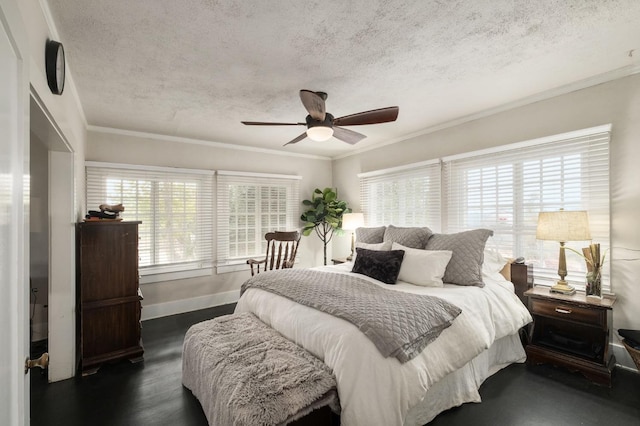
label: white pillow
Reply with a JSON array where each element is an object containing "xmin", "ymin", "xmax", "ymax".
[
  {"xmin": 392, "ymin": 243, "xmax": 452, "ymax": 287},
  {"xmin": 356, "ymin": 241, "xmax": 392, "ymax": 251},
  {"xmin": 482, "ymin": 248, "xmax": 507, "ymax": 275},
  {"xmin": 352, "ymin": 241, "xmax": 392, "ymax": 262}
]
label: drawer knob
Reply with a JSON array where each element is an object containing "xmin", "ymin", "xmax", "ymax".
[{"xmin": 555, "ymin": 307, "xmax": 572, "ymax": 314}]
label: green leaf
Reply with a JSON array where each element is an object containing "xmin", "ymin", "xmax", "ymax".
[{"xmin": 300, "ymin": 187, "xmax": 351, "ymax": 240}]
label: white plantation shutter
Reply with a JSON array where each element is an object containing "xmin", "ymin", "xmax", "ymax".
[
  {"xmin": 356, "ymin": 125, "xmax": 610, "ymax": 291},
  {"xmin": 86, "ymin": 162, "xmax": 214, "ymax": 276},
  {"xmin": 442, "ymin": 125, "xmax": 610, "ymax": 291},
  {"xmin": 359, "ymin": 160, "xmax": 441, "ymax": 231},
  {"xmin": 216, "ymin": 171, "xmax": 301, "ymax": 269}
]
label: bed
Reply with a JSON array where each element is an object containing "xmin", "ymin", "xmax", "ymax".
[{"xmin": 234, "ymin": 226, "xmax": 533, "ymax": 426}]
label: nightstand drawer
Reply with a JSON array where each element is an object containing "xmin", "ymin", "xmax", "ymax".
[{"xmin": 530, "ymin": 299, "xmax": 605, "ymax": 327}]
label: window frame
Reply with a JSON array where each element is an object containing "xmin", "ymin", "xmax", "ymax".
[
  {"xmin": 85, "ymin": 161, "xmax": 214, "ymax": 284},
  {"xmin": 360, "ymin": 124, "xmax": 611, "ymax": 292},
  {"xmin": 358, "ymin": 159, "xmax": 442, "ymax": 231},
  {"xmin": 216, "ymin": 170, "xmax": 301, "ymax": 274}
]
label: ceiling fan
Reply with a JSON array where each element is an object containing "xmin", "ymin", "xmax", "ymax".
[{"xmin": 241, "ymin": 90, "xmax": 399, "ymax": 146}]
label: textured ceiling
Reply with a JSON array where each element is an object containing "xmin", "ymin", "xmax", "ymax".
[{"xmin": 47, "ymin": 0, "xmax": 640, "ymax": 158}]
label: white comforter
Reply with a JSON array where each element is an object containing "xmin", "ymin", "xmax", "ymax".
[{"xmin": 235, "ymin": 264, "xmax": 532, "ymax": 426}]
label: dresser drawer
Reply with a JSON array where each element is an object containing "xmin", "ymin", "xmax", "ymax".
[{"xmin": 530, "ymin": 298, "xmax": 605, "ymax": 327}]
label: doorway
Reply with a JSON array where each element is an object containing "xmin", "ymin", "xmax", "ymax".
[
  {"xmin": 29, "ymin": 125, "xmax": 49, "ymax": 359},
  {"xmin": 29, "ymin": 95, "xmax": 76, "ymax": 383}
]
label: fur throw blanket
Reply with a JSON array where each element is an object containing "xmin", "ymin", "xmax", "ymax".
[{"xmin": 182, "ymin": 312, "xmax": 339, "ymax": 426}]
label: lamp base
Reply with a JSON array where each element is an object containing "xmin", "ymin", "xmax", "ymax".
[
  {"xmin": 550, "ymin": 280, "xmax": 576, "ymax": 295},
  {"xmin": 347, "ymin": 232, "xmax": 355, "ymax": 262}
]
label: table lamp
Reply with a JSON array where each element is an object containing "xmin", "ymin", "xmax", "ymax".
[
  {"xmin": 536, "ymin": 209, "xmax": 591, "ymax": 295},
  {"xmin": 341, "ymin": 213, "xmax": 364, "ymax": 261}
]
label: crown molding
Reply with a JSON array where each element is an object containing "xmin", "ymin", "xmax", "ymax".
[
  {"xmin": 87, "ymin": 125, "xmax": 332, "ymax": 161},
  {"xmin": 333, "ymin": 64, "xmax": 640, "ymax": 161}
]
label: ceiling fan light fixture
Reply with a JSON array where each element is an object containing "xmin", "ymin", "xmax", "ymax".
[
  {"xmin": 306, "ymin": 126, "xmax": 334, "ymax": 141},
  {"xmin": 242, "ymin": 91, "xmax": 398, "ymax": 146}
]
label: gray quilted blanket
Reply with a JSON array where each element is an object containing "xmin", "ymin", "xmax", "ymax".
[{"xmin": 241, "ymin": 269, "xmax": 462, "ymax": 363}]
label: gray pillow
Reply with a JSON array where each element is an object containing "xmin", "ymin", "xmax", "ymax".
[
  {"xmin": 425, "ymin": 229, "xmax": 494, "ymax": 287},
  {"xmin": 356, "ymin": 226, "xmax": 386, "ymax": 244},
  {"xmin": 383, "ymin": 225, "xmax": 433, "ymax": 249}
]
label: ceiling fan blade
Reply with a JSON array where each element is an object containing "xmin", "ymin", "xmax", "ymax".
[
  {"xmin": 333, "ymin": 106, "xmax": 399, "ymax": 126},
  {"xmin": 242, "ymin": 121, "xmax": 305, "ymax": 126},
  {"xmin": 333, "ymin": 126, "xmax": 366, "ymax": 145},
  {"xmin": 299, "ymin": 90, "xmax": 326, "ymax": 121},
  {"xmin": 284, "ymin": 132, "xmax": 308, "ymax": 146}
]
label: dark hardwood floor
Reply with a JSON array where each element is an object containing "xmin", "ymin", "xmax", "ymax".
[{"xmin": 31, "ymin": 304, "xmax": 640, "ymax": 426}]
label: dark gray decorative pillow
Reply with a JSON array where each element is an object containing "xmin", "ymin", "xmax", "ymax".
[
  {"xmin": 425, "ymin": 229, "xmax": 494, "ymax": 287},
  {"xmin": 352, "ymin": 248, "xmax": 405, "ymax": 284},
  {"xmin": 356, "ymin": 226, "xmax": 386, "ymax": 244},
  {"xmin": 383, "ymin": 225, "xmax": 433, "ymax": 249}
]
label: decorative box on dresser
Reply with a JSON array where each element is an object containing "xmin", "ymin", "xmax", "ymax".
[
  {"xmin": 76, "ymin": 221, "xmax": 144, "ymax": 375},
  {"xmin": 524, "ymin": 287, "xmax": 616, "ymax": 386}
]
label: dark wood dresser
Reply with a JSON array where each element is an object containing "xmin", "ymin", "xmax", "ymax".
[{"xmin": 76, "ymin": 221, "xmax": 144, "ymax": 375}]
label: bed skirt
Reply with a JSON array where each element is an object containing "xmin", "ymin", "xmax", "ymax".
[{"xmin": 404, "ymin": 332, "xmax": 526, "ymax": 425}]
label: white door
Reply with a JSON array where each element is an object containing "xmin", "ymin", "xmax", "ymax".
[{"xmin": 0, "ymin": 0, "xmax": 30, "ymax": 425}]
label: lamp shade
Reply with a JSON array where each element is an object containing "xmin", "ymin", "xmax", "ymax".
[
  {"xmin": 306, "ymin": 126, "xmax": 334, "ymax": 141},
  {"xmin": 341, "ymin": 212, "xmax": 364, "ymax": 231},
  {"xmin": 536, "ymin": 210, "xmax": 592, "ymax": 242}
]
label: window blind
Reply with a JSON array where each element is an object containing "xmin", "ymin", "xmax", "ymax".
[
  {"xmin": 359, "ymin": 160, "xmax": 441, "ymax": 231},
  {"xmin": 442, "ymin": 127, "xmax": 610, "ymax": 290},
  {"xmin": 216, "ymin": 171, "xmax": 301, "ymax": 268},
  {"xmin": 86, "ymin": 162, "xmax": 214, "ymax": 276}
]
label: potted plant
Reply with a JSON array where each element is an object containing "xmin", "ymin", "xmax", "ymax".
[{"xmin": 301, "ymin": 188, "xmax": 351, "ymax": 265}]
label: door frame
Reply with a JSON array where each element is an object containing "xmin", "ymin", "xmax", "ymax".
[
  {"xmin": 30, "ymin": 93, "xmax": 76, "ymax": 382},
  {"xmin": 0, "ymin": 0, "xmax": 30, "ymax": 424}
]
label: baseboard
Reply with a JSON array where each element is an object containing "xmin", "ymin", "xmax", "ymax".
[
  {"xmin": 141, "ymin": 290, "xmax": 240, "ymax": 321},
  {"xmin": 612, "ymin": 342, "xmax": 639, "ymax": 373}
]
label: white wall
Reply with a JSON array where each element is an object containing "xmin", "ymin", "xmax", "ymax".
[
  {"xmin": 86, "ymin": 129, "xmax": 333, "ymax": 317},
  {"xmin": 16, "ymin": 0, "xmax": 87, "ymax": 382},
  {"xmin": 333, "ymin": 73, "xmax": 640, "ymax": 370}
]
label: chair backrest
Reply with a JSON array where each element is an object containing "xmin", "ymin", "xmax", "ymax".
[{"xmin": 249, "ymin": 231, "xmax": 301, "ymax": 276}]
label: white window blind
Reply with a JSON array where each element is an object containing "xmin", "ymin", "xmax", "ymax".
[
  {"xmin": 86, "ymin": 162, "xmax": 214, "ymax": 277},
  {"xmin": 359, "ymin": 160, "xmax": 441, "ymax": 230},
  {"xmin": 216, "ymin": 171, "xmax": 301, "ymax": 270},
  {"xmin": 443, "ymin": 126, "xmax": 610, "ymax": 290}
]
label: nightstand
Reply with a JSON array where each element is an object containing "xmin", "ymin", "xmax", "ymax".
[{"xmin": 524, "ymin": 287, "xmax": 616, "ymax": 386}]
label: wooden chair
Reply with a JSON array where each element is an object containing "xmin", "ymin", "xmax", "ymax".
[{"xmin": 247, "ymin": 231, "xmax": 301, "ymax": 276}]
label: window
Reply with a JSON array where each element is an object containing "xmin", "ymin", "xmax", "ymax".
[
  {"xmin": 443, "ymin": 125, "xmax": 610, "ymax": 290},
  {"xmin": 216, "ymin": 171, "xmax": 301, "ymax": 273},
  {"xmin": 359, "ymin": 160, "xmax": 441, "ymax": 230},
  {"xmin": 359, "ymin": 125, "xmax": 611, "ymax": 291},
  {"xmin": 86, "ymin": 162, "xmax": 214, "ymax": 281}
]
